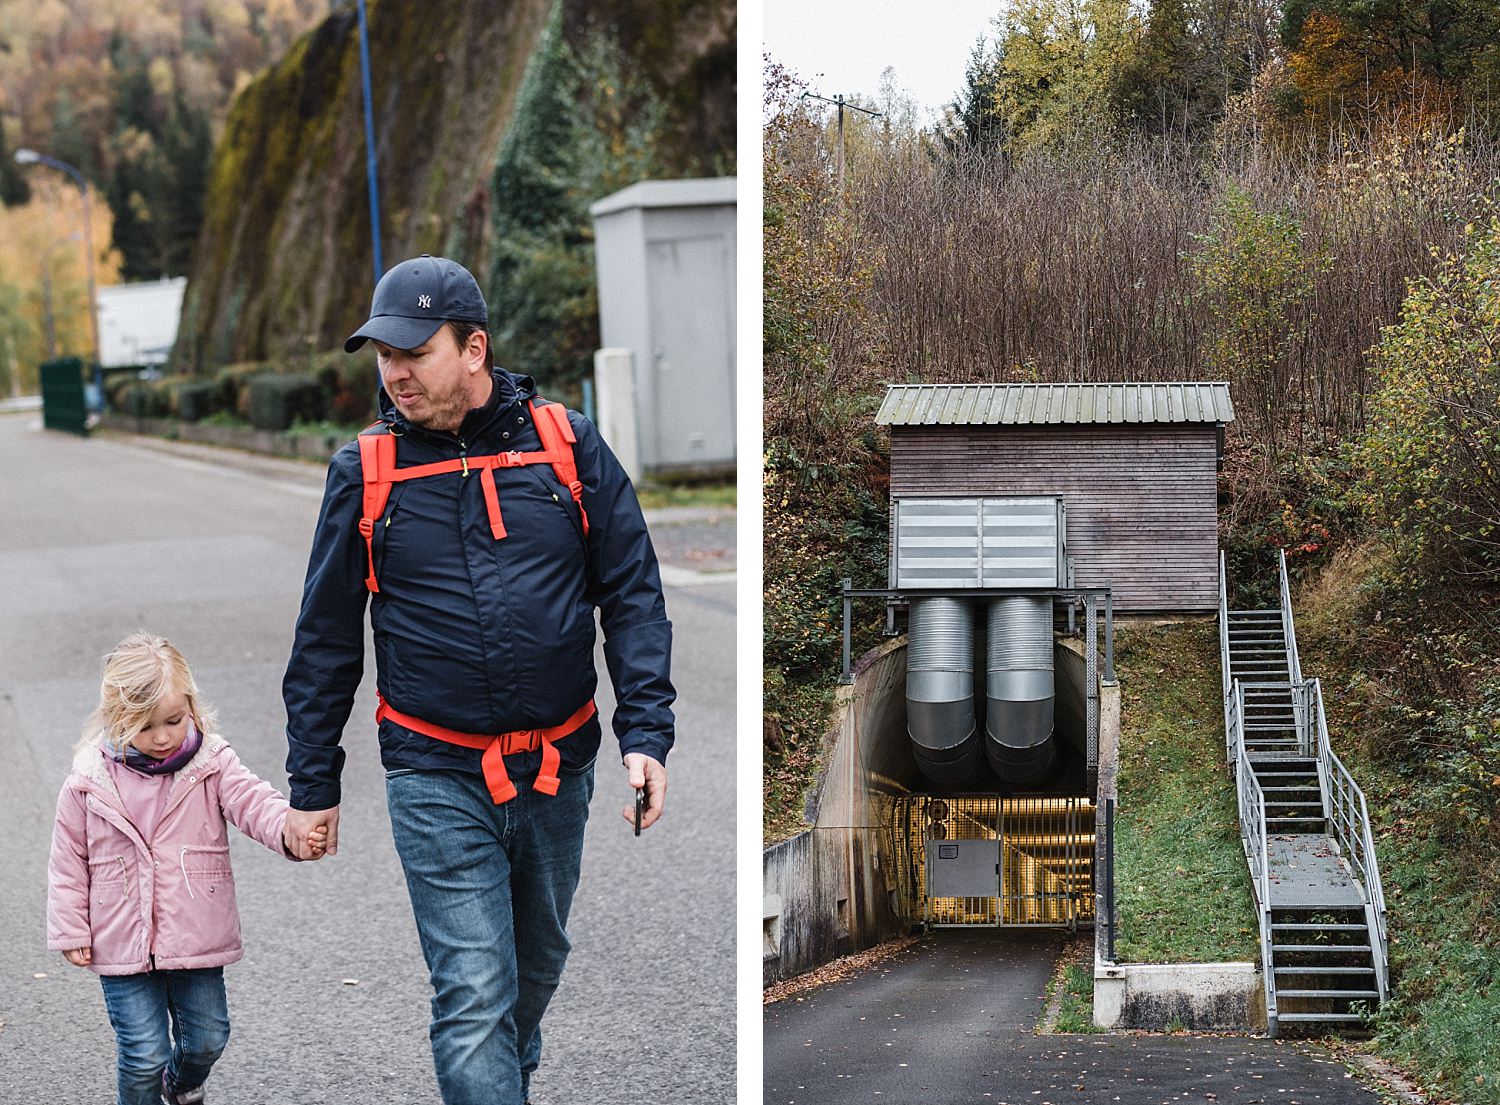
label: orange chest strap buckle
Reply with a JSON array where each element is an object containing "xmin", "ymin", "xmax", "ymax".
[
  {"xmin": 356, "ymin": 399, "xmax": 588, "ymax": 594},
  {"xmin": 375, "ymin": 694, "xmax": 597, "ymax": 804}
]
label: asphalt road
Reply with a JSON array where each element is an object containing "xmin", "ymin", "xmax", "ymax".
[
  {"xmin": 0, "ymin": 413, "xmax": 735, "ymax": 1103},
  {"xmin": 765, "ymin": 931, "xmax": 1383, "ymax": 1105}
]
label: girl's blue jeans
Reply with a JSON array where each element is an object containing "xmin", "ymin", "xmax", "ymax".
[
  {"xmin": 99, "ymin": 966, "xmax": 230, "ymax": 1105},
  {"xmin": 387, "ymin": 763, "xmax": 594, "ymax": 1105}
]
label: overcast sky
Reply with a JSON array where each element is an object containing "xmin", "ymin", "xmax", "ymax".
[{"xmin": 762, "ymin": 0, "xmax": 1002, "ymax": 119}]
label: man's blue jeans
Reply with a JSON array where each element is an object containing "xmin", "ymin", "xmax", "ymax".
[
  {"xmin": 98, "ymin": 967, "xmax": 230, "ymax": 1105},
  {"xmin": 387, "ymin": 764, "xmax": 594, "ymax": 1105}
]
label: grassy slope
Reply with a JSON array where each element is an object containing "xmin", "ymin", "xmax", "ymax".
[
  {"xmin": 1114, "ymin": 620, "xmax": 1260, "ymax": 963},
  {"xmin": 1295, "ymin": 547, "xmax": 1499, "ymax": 1103}
]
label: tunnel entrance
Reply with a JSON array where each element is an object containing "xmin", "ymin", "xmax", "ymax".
[{"xmin": 890, "ymin": 795, "xmax": 1096, "ymax": 929}]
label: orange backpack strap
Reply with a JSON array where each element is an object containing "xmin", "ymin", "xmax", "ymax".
[
  {"xmin": 531, "ymin": 400, "xmax": 588, "ymax": 536},
  {"xmin": 357, "ymin": 427, "xmax": 398, "ymax": 593}
]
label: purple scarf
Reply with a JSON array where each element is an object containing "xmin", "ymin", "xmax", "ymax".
[{"xmin": 110, "ymin": 720, "xmax": 203, "ymax": 776}]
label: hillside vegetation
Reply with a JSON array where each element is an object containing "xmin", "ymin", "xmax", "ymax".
[
  {"xmin": 766, "ymin": 1, "xmax": 1498, "ymax": 1095},
  {"xmin": 173, "ymin": 0, "xmax": 735, "ymax": 395}
]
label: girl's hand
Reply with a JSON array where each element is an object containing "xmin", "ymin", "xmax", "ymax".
[
  {"xmin": 63, "ymin": 947, "xmax": 92, "ymax": 967},
  {"xmin": 308, "ymin": 824, "xmax": 328, "ymax": 858}
]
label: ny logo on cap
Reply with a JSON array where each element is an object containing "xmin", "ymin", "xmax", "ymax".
[{"xmin": 418, "ymin": 295, "xmax": 432, "ymax": 309}]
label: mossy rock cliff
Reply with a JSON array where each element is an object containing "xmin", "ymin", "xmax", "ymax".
[{"xmin": 172, "ymin": 0, "xmax": 735, "ymax": 378}]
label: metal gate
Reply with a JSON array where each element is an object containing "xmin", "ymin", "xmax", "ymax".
[{"xmin": 892, "ymin": 795, "xmax": 1095, "ymax": 928}]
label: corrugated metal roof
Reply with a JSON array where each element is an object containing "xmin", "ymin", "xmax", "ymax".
[{"xmin": 875, "ymin": 383, "xmax": 1234, "ymax": 426}]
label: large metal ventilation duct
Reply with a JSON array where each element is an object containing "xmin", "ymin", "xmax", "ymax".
[
  {"xmin": 905, "ymin": 598, "xmax": 982, "ymax": 785},
  {"xmin": 985, "ymin": 596, "xmax": 1057, "ymax": 784},
  {"xmin": 894, "ymin": 497, "xmax": 1065, "ymax": 789}
]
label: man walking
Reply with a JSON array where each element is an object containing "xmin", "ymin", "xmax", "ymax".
[{"xmin": 280, "ymin": 254, "xmax": 673, "ymax": 1104}]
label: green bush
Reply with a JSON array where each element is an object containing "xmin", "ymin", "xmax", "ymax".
[
  {"xmin": 1348, "ymin": 217, "xmax": 1500, "ymax": 585},
  {"xmin": 104, "ymin": 373, "xmax": 138, "ymax": 410},
  {"xmin": 326, "ymin": 357, "xmax": 379, "ymax": 426},
  {"xmin": 215, "ymin": 361, "xmax": 273, "ymax": 419},
  {"xmin": 175, "ymin": 379, "xmax": 224, "ymax": 422},
  {"xmin": 117, "ymin": 379, "xmax": 177, "ymax": 418},
  {"xmin": 248, "ymin": 372, "xmax": 325, "ymax": 431}
]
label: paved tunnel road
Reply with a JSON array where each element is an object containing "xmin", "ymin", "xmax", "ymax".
[
  {"xmin": 764, "ymin": 931, "xmax": 1383, "ymax": 1105},
  {"xmin": 0, "ymin": 414, "xmax": 735, "ymax": 1104}
]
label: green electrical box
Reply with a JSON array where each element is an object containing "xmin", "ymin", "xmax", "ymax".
[{"xmin": 39, "ymin": 357, "xmax": 89, "ymax": 436}]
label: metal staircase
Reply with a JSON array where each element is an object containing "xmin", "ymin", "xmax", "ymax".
[{"xmin": 1219, "ymin": 551, "xmax": 1389, "ymax": 1037}]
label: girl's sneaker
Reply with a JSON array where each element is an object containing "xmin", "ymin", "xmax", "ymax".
[{"xmin": 161, "ymin": 1073, "xmax": 206, "ymax": 1104}]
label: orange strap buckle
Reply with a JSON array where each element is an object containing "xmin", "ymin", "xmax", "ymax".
[{"xmin": 375, "ymin": 694, "xmax": 596, "ymax": 804}]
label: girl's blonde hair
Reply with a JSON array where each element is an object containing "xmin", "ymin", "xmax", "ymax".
[{"xmin": 79, "ymin": 633, "xmax": 216, "ymax": 752}]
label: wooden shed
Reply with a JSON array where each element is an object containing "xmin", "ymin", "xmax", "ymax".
[{"xmin": 877, "ymin": 382, "xmax": 1234, "ymax": 612}]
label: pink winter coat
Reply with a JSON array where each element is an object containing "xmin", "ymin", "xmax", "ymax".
[{"xmin": 47, "ymin": 731, "xmax": 294, "ymax": 975}]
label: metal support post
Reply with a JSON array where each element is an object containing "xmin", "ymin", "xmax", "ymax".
[
  {"xmin": 1105, "ymin": 797, "xmax": 1116, "ymax": 962},
  {"xmin": 1103, "ymin": 591, "xmax": 1116, "ymax": 684},
  {"xmin": 839, "ymin": 578, "xmax": 853, "ymax": 684}
]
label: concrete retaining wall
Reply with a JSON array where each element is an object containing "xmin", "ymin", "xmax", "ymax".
[
  {"xmin": 98, "ymin": 411, "xmax": 346, "ymax": 462},
  {"xmin": 763, "ymin": 639, "xmax": 911, "ymax": 985},
  {"xmin": 1094, "ymin": 961, "xmax": 1265, "ymax": 1032}
]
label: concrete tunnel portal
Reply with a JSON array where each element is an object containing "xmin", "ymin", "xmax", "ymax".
[{"xmin": 876, "ymin": 624, "xmax": 1100, "ymax": 932}]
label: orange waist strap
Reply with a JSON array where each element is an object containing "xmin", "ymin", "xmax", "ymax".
[{"xmin": 374, "ymin": 694, "xmax": 597, "ymax": 804}]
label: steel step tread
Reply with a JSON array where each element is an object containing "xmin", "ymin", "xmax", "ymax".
[
  {"xmin": 1274, "ymin": 967, "xmax": 1375, "ymax": 975},
  {"xmin": 1272, "ymin": 923, "xmax": 1368, "ymax": 930},
  {"xmin": 1276, "ymin": 989, "xmax": 1381, "ymax": 998},
  {"xmin": 1276, "ymin": 1013, "xmax": 1369, "ymax": 1023},
  {"xmin": 1273, "ymin": 944, "xmax": 1372, "ymax": 953}
]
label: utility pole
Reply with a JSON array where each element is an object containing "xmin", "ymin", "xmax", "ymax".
[
  {"xmin": 356, "ymin": 0, "xmax": 384, "ymax": 282},
  {"xmin": 802, "ymin": 93, "xmax": 882, "ymax": 193}
]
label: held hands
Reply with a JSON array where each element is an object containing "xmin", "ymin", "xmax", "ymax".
[
  {"xmin": 621, "ymin": 753, "xmax": 667, "ymax": 832},
  {"xmin": 63, "ymin": 946, "xmax": 92, "ymax": 967},
  {"xmin": 285, "ymin": 805, "xmax": 340, "ymax": 860}
]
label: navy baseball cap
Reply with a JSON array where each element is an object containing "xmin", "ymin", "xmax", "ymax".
[{"xmin": 344, "ymin": 254, "xmax": 488, "ymax": 353}]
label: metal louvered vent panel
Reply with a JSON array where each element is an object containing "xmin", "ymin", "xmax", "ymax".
[
  {"xmin": 982, "ymin": 498, "xmax": 1061, "ymax": 588},
  {"xmin": 893, "ymin": 498, "xmax": 982, "ymax": 588},
  {"xmin": 894, "ymin": 497, "xmax": 1063, "ymax": 589}
]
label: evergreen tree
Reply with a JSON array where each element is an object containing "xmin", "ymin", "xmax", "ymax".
[
  {"xmin": 0, "ymin": 122, "xmax": 32, "ymax": 207},
  {"xmin": 944, "ymin": 39, "xmax": 1009, "ymax": 153},
  {"xmin": 487, "ymin": 8, "xmax": 668, "ymax": 394}
]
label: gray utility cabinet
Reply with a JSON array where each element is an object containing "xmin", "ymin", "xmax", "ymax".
[{"xmin": 590, "ymin": 178, "xmax": 736, "ymax": 477}]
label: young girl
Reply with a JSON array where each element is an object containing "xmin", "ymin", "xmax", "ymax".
[{"xmin": 46, "ymin": 633, "xmax": 326, "ymax": 1105}]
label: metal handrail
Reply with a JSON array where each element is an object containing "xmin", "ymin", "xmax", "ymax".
[
  {"xmin": 1310, "ymin": 679, "xmax": 1390, "ymax": 1001},
  {"xmin": 1278, "ymin": 549, "xmax": 1303, "ymax": 686},
  {"xmin": 1219, "ymin": 551, "xmax": 1232, "ymax": 704},
  {"xmin": 1228, "ymin": 681, "xmax": 1278, "ymax": 1030}
]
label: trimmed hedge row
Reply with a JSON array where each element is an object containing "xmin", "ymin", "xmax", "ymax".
[{"xmin": 106, "ymin": 354, "xmax": 380, "ymax": 432}]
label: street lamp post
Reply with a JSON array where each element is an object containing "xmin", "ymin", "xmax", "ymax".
[
  {"xmin": 41, "ymin": 231, "xmax": 84, "ymax": 360},
  {"xmin": 15, "ymin": 149, "xmax": 101, "ymax": 370}
]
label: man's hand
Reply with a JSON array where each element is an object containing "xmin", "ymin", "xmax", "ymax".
[
  {"xmin": 62, "ymin": 947, "xmax": 92, "ymax": 967},
  {"xmin": 286, "ymin": 805, "xmax": 340, "ymax": 859},
  {"xmin": 621, "ymin": 753, "xmax": 667, "ymax": 832}
]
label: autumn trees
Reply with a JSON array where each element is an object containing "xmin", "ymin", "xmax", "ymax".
[{"xmin": 0, "ymin": 1, "xmax": 325, "ymax": 275}]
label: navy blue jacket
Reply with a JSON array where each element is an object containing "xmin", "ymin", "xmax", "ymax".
[{"xmin": 283, "ymin": 367, "xmax": 675, "ymax": 810}]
